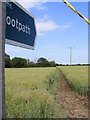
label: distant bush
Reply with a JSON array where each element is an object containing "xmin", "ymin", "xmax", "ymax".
[
  {"xmin": 49, "ymin": 61, "xmax": 56, "ymax": 67},
  {"xmin": 36, "ymin": 58, "xmax": 50, "ymax": 67},
  {"xmin": 11, "ymin": 57, "xmax": 27, "ymax": 68},
  {"xmin": 5, "ymin": 54, "xmax": 57, "ymax": 68},
  {"xmin": 5, "ymin": 53, "xmax": 89, "ymax": 68},
  {"xmin": 5, "ymin": 53, "xmax": 11, "ymax": 68},
  {"xmin": 27, "ymin": 61, "xmax": 36, "ymax": 67}
]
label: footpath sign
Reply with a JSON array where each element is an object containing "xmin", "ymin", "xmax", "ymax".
[
  {"xmin": 6, "ymin": 2, "xmax": 37, "ymax": 49},
  {"xmin": 0, "ymin": 1, "xmax": 37, "ymax": 119}
]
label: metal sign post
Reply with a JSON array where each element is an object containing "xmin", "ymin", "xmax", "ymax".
[
  {"xmin": 88, "ymin": 1, "xmax": 90, "ymax": 119},
  {"xmin": 0, "ymin": 1, "xmax": 6, "ymax": 119}
]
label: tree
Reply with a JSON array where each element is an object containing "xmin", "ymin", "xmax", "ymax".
[
  {"xmin": 37, "ymin": 57, "xmax": 49, "ymax": 67},
  {"xmin": 49, "ymin": 61, "xmax": 56, "ymax": 67},
  {"xmin": 5, "ymin": 53, "xmax": 11, "ymax": 68},
  {"xmin": 11, "ymin": 57, "xmax": 27, "ymax": 68},
  {"xmin": 28, "ymin": 61, "xmax": 36, "ymax": 67}
]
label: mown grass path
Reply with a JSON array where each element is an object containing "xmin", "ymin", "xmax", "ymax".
[{"xmin": 58, "ymin": 69, "xmax": 88, "ymax": 118}]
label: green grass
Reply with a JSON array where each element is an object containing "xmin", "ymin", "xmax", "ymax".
[
  {"xmin": 58, "ymin": 66, "xmax": 88, "ymax": 96},
  {"xmin": 5, "ymin": 68, "xmax": 65, "ymax": 118}
]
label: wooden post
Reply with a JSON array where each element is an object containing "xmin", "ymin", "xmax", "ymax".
[{"xmin": 0, "ymin": 1, "xmax": 6, "ymax": 119}]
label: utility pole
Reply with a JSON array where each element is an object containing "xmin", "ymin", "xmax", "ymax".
[
  {"xmin": 68, "ymin": 46, "xmax": 75, "ymax": 66},
  {"xmin": 70, "ymin": 47, "xmax": 72, "ymax": 66}
]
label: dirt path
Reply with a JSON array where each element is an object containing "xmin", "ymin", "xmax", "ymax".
[{"xmin": 58, "ymin": 69, "xmax": 88, "ymax": 118}]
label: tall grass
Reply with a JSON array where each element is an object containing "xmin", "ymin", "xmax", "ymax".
[
  {"xmin": 5, "ymin": 68, "xmax": 65, "ymax": 118},
  {"xmin": 58, "ymin": 66, "xmax": 88, "ymax": 96}
]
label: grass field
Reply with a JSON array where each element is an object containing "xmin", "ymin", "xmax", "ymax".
[
  {"xmin": 5, "ymin": 68, "xmax": 65, "ymax": 118},
  {"xmin": 5, "ymin": 66, "xmax": 88, "ymax": 118},
  {"xmin": 58, "ymin": 66, "xmax": 88, "ymax": 95}
]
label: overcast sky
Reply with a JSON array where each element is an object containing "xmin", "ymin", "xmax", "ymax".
[{"xmin": 5, "ymin": 1, "xmax": 88, "ymax": 64}]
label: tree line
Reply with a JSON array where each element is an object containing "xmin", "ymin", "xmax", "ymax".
[
  {"xmin": 5, "ymin": 53, "xmax": 88, "ymax": 68},
  {"xmin": 5, "ymin": 53, "xmax": 57, "ymax": 68}
]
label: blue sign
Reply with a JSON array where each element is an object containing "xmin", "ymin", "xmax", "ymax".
[{"xmin": 6, "ymin": 2, "xmax": 37, "ymax": 49}]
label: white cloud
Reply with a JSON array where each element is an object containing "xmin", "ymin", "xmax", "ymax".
[
  {"xmin": 16, "ymin": 0, "xmax": 48, "ymax": 10},
  {"xmin": 36, "ymin": 20, "xmax": 60, "ymax": 36},
  {"xmin": 36, "ymin": 18, "xmax": 71, "ymax": 36},
  {"xmin": 59, "ymin": 24, "xmax": 71, "ymax": 29},
  {"xmin": 16, "ymin": 1, "xmax": 71, "ymax": 36},
  {"xmin": 15, "ymin": 0, "xmax": 88, "ymax": 4},
  {"xmin": 2, "ymin": 0, "xmax": 89, "ymax": 3}
]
